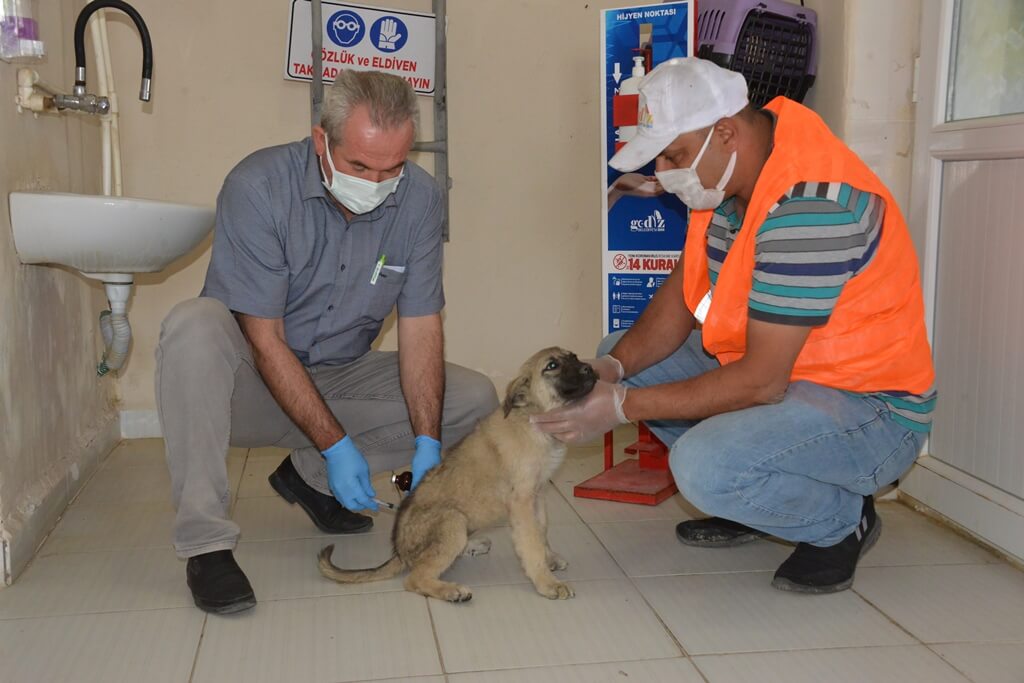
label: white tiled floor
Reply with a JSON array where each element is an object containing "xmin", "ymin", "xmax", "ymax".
[{"xmin": 1, "ymin": 438, "xmax": 1022, "ymax": 682}]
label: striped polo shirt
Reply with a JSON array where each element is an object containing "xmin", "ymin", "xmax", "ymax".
[{"xmin": 706, "ymin": 181, "xmax": 936, "ymax": 432}]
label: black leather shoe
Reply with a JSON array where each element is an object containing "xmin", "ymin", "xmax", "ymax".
[
  {"xmin": 772, "ymin": 495, "xmax": 881, "ymax": 594},
  {"xmin": 268, "ymin": 455, "xmax": 373, "ymax": 534},
  {"xmin": 186, "ymin": 550, "xmax": 256, "ymax": 615},
  {"xmin": 676, "ymin": 516, "xmax": 769, "ymax": 547}
]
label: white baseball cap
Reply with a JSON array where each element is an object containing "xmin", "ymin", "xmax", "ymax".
[{"xmin": 609, "ymin": 57, "xmax": 749, "ymax": 172}]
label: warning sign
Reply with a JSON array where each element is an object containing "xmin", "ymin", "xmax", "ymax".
[{"xmin": 285, "ymin": 1, "xmax": 436, "ymax": 94}]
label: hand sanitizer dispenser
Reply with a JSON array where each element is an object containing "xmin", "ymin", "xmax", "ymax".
[{"xmin": 614, "ymin": 55, "xmax": 646, "ymax": 145}]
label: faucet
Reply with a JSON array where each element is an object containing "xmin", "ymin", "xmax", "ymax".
[{"xmin": 53, "ymin": 0, "xmax": 152, "ymax": 114}]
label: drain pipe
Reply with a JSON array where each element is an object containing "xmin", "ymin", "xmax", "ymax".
[
  {"xmin": 89, "ymin": 8, "xmax": 132, "ymax": 376},
  {"xmin": 97, "ymin": 284, "xmax": 132, "ymax": 376}
]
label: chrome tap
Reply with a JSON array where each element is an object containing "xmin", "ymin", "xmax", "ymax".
[{"xmin": 53, "ymin": 92, "xmax": 111, "ymax": 115}]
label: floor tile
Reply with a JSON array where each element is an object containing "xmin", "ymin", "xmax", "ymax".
[
  {"xmin": 102, "ymin": 438, "xmax": 245, "ymax": 470},
  {"xmin": 75, "ymin": 456, "xmax": 243, "ymax": 507},
  {"xmin": 442, "ymin": 524, "xmax": 624, "ymax": 587},
  {"xmin": 635, "ymin": 572, "xmax": 916, "ymax": 655},
  {"xmin": 590, "ymin": 518, "xmax": 793, "ymax": 577},
  {"xmin": 100, "ymin": 438, "xmax": 167, "ymax": 469},
  {"xmin": 536, "ymin": 484, "xmax": 584, "ymax": 526},
  {"xmin": 430, "ymin": 579, "xmax": 680, "ymax": 672},
  {"xmin": 246, "ymin": 446, "xmax": 292, "ymax": 460},
  {"xmin": 12, "ymin": 434, "xmax": 1024, "ymax": 682},
  {"xmin": 0, "ymin": 608, "xmax": 203, "ymax": 683},
  {"xmin": 931, "ymin": 642, "xmax": 1024, "ymax": 683},
  {"xmin": 39, "ymin": 501, "xmax": 175, "ymax": 556},
  {"xmin": 855, "ymin": 563, "xmax": 1024, "ymax": 643},
  {"xmin": 73, "ymin": 462, "xmax": 174, "ymax": 506},
  {"xmin": 483, "ymin": 483, "xmax": 581, "ymax": 527},
  {"xmin": 863, "ymin": 503, "xmax": 1002, "ymax": 567},
  {"xmin": 0, "ymin": 547, "xmax": 191, "ymax": 619},
  {"xmin": 693, "ymin": 646, "xmax": 969, "ymax": 683},
  {"xmin": 192, "ymin": 592, "xmax": 441, "ymax": 683},
  {"xmin": 237, "ymin": 456, "xmax": 280, "ymax": 498},
  {"xmin": 448, "ymin": 657, "xmax": 703, "ymax": 682},
  {"xmin": 236, "ymin": 536, "xmax": 405, "ymax": 600}
]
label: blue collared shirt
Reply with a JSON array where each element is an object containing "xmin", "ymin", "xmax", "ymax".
[{"xmin": 201, "ymin": 137, "xmax": 445, "ymax": 366}]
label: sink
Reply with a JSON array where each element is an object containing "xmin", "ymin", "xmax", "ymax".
[{"xmin": 8, "ymin": 192, "xmax": 214, "ymax": 283}]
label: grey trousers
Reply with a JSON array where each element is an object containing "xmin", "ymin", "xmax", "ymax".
[{"xmin": 155, "ymin": 297, "xmax": 499, "ymax": 558}]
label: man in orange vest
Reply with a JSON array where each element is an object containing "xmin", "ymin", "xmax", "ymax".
[{"xmin": 533, "ymin": 58, "xmax": 936, "ymax": 594}]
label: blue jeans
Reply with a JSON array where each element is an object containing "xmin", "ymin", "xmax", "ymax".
[{"xmin": 598, "ymin": 331, "xmax": 925, "ymax": 547}]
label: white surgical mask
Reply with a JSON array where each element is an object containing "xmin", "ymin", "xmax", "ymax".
[
  {"xmin": 655, "ymin": 126, "xmax": 736, "ymax": 211},
  {"xmin": 321, "ymin": 137, "xmax": 404, "ymax": 214}
]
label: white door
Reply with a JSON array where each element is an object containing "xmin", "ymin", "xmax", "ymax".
[{"xmin": 902, "ymin": 0, "xmax": 1024, "ymax": 562}]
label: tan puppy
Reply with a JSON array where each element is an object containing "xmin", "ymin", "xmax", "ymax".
[{"xmin": 318, "ymin": 347, "xmax": 597, "ymax": 602}]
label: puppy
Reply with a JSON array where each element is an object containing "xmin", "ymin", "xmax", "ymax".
[{"xmin": 318, "ymin": 347, "xmax": 597, "ymax": 602}]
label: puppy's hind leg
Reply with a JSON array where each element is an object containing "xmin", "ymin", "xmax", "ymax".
[{"xmin": 404, "ymin": 513, "xmax": 474, "ymax": 603}]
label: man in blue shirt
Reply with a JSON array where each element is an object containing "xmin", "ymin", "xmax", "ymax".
[{"xmin": 156, "ymin": 71, "xmax": 498, "ymax": 614}]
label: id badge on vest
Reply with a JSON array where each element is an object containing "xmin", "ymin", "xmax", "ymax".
[{"xmin": 694, "ymin": 290, "xmax": 712, "ymax": 324}]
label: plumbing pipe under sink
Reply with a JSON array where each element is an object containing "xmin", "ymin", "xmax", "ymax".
[{"xmin": 89, "ymin": 8, "xmax": 130, "ymax": 374}]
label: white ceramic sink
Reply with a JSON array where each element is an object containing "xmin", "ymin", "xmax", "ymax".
[{"xmin": 8, "ymin": 192, "xmax": 214, "ymax": 283}]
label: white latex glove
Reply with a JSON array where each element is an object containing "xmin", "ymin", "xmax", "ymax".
[
  {"xmin": 582, "ymin": 355, "xmax": 624, "ymax": 383},
  {"xmin": 530, "ymin": 380, "xmax": 628, "ymax": 444}
]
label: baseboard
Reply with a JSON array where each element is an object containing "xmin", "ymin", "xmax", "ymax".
[
  {"xmin": 120, "ymin": 409, "xmax": 162, "ymax": 439},
  {"xmin": 2, "ymin": 413, "xmax": 121, "ymax": 586},
  {"xmin": 900, "ymin": 455, "xmax": 1024, "ymax": 565}
]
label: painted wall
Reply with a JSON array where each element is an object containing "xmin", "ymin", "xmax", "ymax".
[
  {"xmin": 0, "ymin": 0, "xmax": 120, "ymax": 584},
  {"xmin": 805, "ymin": 0, "xmax": 921, "ymax": 214},
  {"xmin": 102, "ymin": 0, "xmax": 919, "ymax": 412}
]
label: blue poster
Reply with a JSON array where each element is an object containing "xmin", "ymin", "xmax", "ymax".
[
  {"xmin": 601, "ymin": 2, "xmax": 692, "ymax": 335},
  {"xmin": 608, "ymin": 273, "xmax": 670, "ymax": 331}
]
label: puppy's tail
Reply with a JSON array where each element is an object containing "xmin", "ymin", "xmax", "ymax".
[{"xmin": 318, "ymin": 545, "xmax": 405, "ymax": 584}]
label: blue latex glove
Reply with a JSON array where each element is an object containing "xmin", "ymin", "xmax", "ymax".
[
  {"xmin": 322, "ymin": 436, "xmax": 378, "ymax": 512},
  {"xmin": 410, "ymin": 435, "xmax": 442, "ymax": 490}
]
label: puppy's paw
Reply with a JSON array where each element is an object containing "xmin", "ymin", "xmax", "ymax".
[
  {"xmin": 463, "ymin": 537, "xmax": 492, "ymax": 557},
  {"xmin": 537, "ymin": 580, "xmax": 575, "ymax": 600},
  {"xmin": 546, "ymin": 551, "xmax": 568, "ymax": 572},
  {"xmin": 442, "ymin": 584, "xmax": 474, "ymax": 603}
]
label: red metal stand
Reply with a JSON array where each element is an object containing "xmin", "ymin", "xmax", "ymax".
[{"xmin": 573, "ymin": 422, "xmax": 677, "ymax": 505}]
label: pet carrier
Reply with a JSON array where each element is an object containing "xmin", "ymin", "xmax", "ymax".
[{"xmin": 696, "ymin": 0, "xmax": 818, "ymax": 107}]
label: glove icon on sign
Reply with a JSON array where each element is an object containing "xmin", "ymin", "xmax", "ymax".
[{"xmin": 377, "ymin": 18, "xmax": 402, "ymax": 50}]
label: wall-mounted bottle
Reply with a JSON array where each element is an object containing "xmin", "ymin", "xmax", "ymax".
[
  {"xmin": 0, "ymin": 0, "xmax": 44, "ymax": 62},
  {"xmin": 615, "ymin": 55, "xmax": 647, "ymax": 145}
]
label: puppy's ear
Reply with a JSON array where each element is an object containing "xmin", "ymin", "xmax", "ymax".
[{"xmin": 502, "ymin": 375, "xmax": 531, "ymax": 418}]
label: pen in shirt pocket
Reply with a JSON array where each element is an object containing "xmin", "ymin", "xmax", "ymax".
[{"xmin": 370, "ymin": 253, "xmax": 386, "ymax": 285}]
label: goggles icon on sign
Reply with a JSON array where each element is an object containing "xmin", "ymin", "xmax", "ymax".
[{"xmin": 327, "ymin": 10, "xmax": 366, "ymax": 47}]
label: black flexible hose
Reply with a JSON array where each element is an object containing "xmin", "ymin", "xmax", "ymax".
[{"xmin": 73, "ymin": 0, "xmax": 153, "ymax": 90}]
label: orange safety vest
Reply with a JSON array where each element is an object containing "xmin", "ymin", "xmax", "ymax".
[{"xmin": 682, "ymin": 97, "xmax": 934, "ymax": 394}]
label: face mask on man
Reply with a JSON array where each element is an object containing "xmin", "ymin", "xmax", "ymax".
[
  {"xmin": 655, "ymin": 126, "xmax": 736, "ymax": 211},
  {"xmin": 321, "ymin": 136, "xmax": 404, "ymax": 214}
]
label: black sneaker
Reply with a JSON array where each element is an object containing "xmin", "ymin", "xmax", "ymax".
[
  {"xmin": 772, "ymin": 495, "xmax": 881, "ymax": 594},
  {"xmin": 186, "ymin": 550, "xmax": 256, "ymax": 615},
  {"xmin": 268, "ymin": 455, "xmax": 373, "ymax": 534},
  {"xmin": 676, "ymin": 517, "xmax": 769, "ymax": 547}
]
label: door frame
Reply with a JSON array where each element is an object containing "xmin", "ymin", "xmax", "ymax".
[{"xmin": 901, "ymin": 0, "xmax": 1024, "ymax": 564}]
